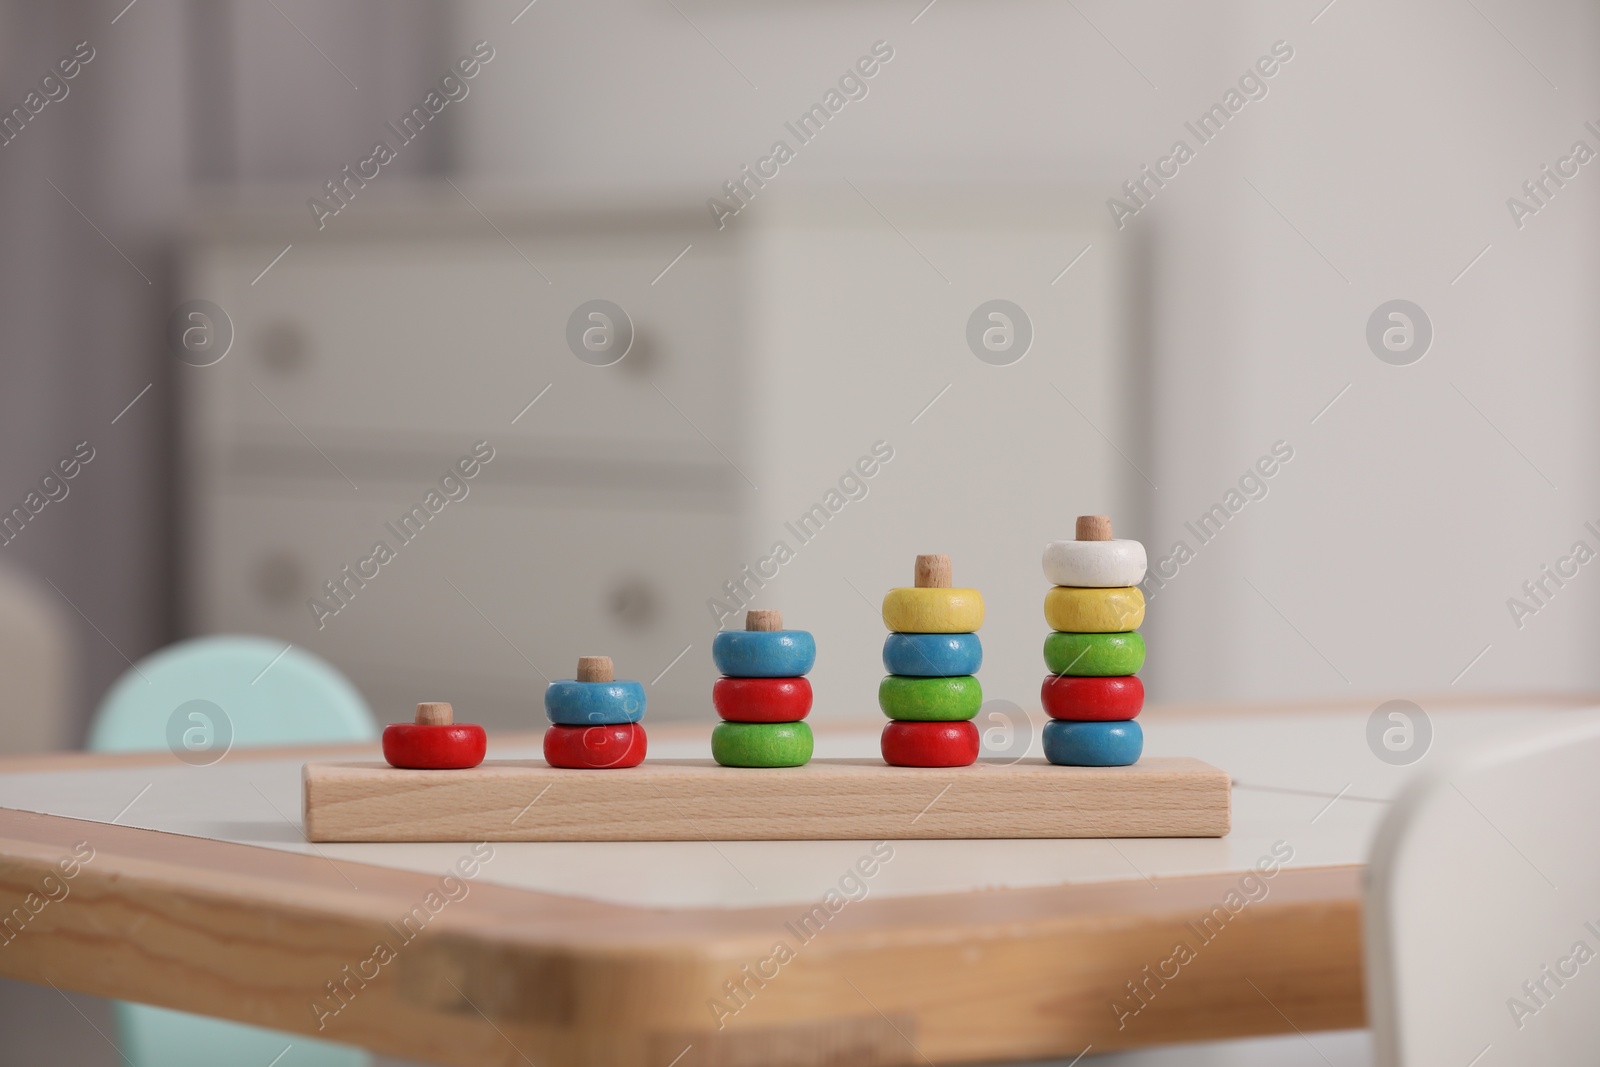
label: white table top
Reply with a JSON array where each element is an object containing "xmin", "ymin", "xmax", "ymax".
[{"xmin": 2, "ymin": 702, "xmax": 1589, "ymax": 909}]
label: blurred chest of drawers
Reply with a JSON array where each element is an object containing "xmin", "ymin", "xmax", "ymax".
[
  {"xmin": 179, "ymin": 192, "xmax": 747, "ymax": 729},
  {"xmin": 180, "ymin": 186, "xmax": 1132, "ymax": 730}
]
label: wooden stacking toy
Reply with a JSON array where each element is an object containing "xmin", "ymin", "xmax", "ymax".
[
  {"xmin": 879, "ymin": 554, "xmax": 984, "ymax": 767},
  {"xmin": 381, "ymin": 702, "xmax": 487, "ymax": 769},
  {"xmin": 304, "ymin": 535, "xmax": 1235, "ymax": 841},
  {"xmin": 542, "ymin": 656, "xmax": 647, "ymax": 769},
  {"xmin": 711, "ymin": 609, "xmax": 815, "ymax": 767},
  {"xmin": 1040, "ymin": 516, "xmax": 1147, "ymax": 766}
]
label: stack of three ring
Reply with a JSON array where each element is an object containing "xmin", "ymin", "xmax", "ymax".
[{"xmin": 711, "ymin": 609, "xmax": 816, "ymax": 768}]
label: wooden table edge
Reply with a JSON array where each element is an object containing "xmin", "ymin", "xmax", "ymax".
[{"xmin": 0, "ymin": 806, "xmax": 1363, "ymax": 1065}]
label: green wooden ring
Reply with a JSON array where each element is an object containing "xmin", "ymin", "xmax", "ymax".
[
  {"xmin": 1043, "ymin": 631, "xmax": 1145, "ymax": 676},
  {"xmin": 878, "ymin": 675, "xmax": 983, "ymax": 721},
  {"xmin": 711, "ymin": 721, "xmax": 814, "ymax": 767}
]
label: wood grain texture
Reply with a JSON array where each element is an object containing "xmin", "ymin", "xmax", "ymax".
[
  {"xmin": 1076, "ymin": 514, "xmax": 1113, "ymax": 541},
  {"xmin": 302, "ymin": 757, "xmax": 1230, "ymax": 842},
  {"xmin": 0, "ymin": 807, "xmax": 1361, "ymax": 1067},
  {"xmin": 576, "ymin": 656, "xmax": 614, "ymax": 683},
  {"xmin": 913, "ymin": 553, "xmax": 952, "ymax": 588},
  {"xmin": 744, "ymin": 609, "xmax": 781, "ymax": 631},
  {"xmin": 415, "ymin": 702, "xmax": 453, "ymax": 725}
]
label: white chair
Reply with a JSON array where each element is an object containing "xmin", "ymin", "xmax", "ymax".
[{"xmin": 1365, "ymin": 716, "xmax": 1600, "ymax": 1065}]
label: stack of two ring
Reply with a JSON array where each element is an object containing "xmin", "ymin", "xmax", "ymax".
[{"xmin": 542, "ymin": 656, "xmax": 647, "ymax": 769}]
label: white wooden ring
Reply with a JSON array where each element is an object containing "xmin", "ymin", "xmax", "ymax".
[{"xmin": 1042, "ymin": 539, "xmax": 1147, "ymax": 588}]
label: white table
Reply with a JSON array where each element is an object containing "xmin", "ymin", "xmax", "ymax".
[{"xmin": 1, "ymin": 697, "xmax": 1589, "ymax": 1065}]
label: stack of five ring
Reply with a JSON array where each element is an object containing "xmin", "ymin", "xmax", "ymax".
[{"xmin": 1040, "ymin": 516, "xmax": 1147, "ymax": 767}]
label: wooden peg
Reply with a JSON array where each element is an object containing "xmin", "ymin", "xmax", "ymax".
[
  {"xmin": 746, "ymin": 609, "xmax": 783, "ymax": 631},
  {"xmin": 1076, "ymin": 515, "xmax": 1113, "ymax": 541},
  {"xmin": 914, "ymin": 554, "xmax": 953, "ymax": 589},
  {"xmin": 414, "ymin": 702, "xmax": 453, "ymax": 726},
  {"xmin": 577, "ymin": 656, "xmax": 615, "ymax": 683}
]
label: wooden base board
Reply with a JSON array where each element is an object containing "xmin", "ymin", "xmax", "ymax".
[{"xmin": 302, "ymin": 757, "xmax": 1230, "ymax": 841}]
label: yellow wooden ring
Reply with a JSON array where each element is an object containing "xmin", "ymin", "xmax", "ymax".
[
  {"xmin": 1044, "ymin": 586, "xmax": 1144, "ymax": 633},
  {"xmin": 882, "ymin": 588, "xmax": 985, "ymax": 633}
]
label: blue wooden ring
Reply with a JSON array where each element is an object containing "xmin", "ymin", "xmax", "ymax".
[
  {"xmin": 882, "ymin": 632, "xmax": 982, "ymax": 677},
  {"xmin": 1042, "ymin": 719, "xmax": 1143, "ymax": 766},
  {"xmin": 712, "ymin": 630, "xmax": 816, "ymax": 678},
  {"xmin": 543, "ymin": 680, "xmax": 646, "ymax": 725}
]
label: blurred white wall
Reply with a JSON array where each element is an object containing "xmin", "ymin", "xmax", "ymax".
[
  {"xmin": 456, "ymin": 0, "xmax": 1600, "ymax": 708},
  {"xmin": 7, "ymin": 0, "xmax": 1599, "ymax": 737}
]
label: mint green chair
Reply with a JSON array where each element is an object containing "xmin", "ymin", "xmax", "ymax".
[{"xmin": 89, "ymin": 635, "xmax": 376, "ymax": 1067}]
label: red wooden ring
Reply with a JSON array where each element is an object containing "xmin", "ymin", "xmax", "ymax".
[
  {"xmin": 712, "ymin": 677, "xmax": 812, "ymax": 723},
  {"xmin": 1041, "ymin": 675, "xmax": 1144, "ymax": 721},
  {"xmin": 382, "ymin": 723, "xmax": 487, "ymax": 770},
  {"xmin": 880, "ymin": 720, "xmax": 979, "ymax": 768},
  {"xmin": 543, "ymin": 723, "xmax": 647, "ymax": 769}
]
